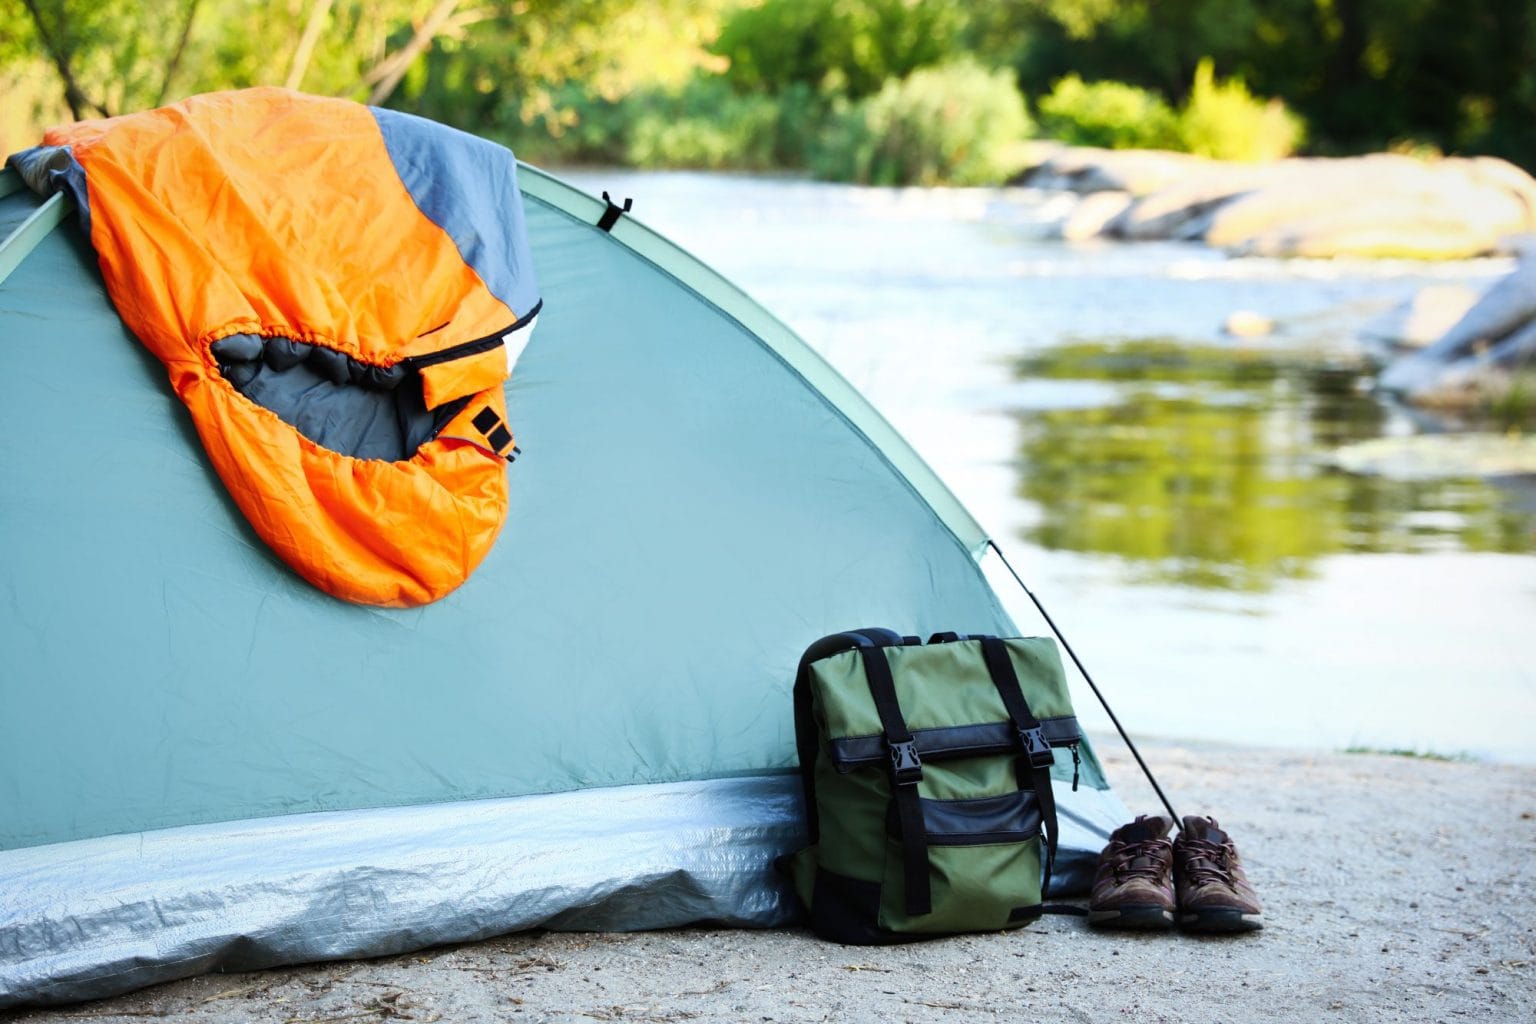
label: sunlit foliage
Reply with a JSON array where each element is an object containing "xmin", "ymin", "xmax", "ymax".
[
  {"xmin": 711, "ymin": 0, "xmax": 968, "ymax": 100},
  {"xmin": 978, "ymin": 0, "xmax": 1536, "ymax": 167},
  {"xmin": 812, "ymin": 61, "xmax": 1033, "ymax": 186},
  {"xmin": 1036, "ymin": 74, "xmax": 1180, "ymax": 151},
  {"xmin": 3, "ymin": 0, "xmax": 1531, "ymax": 178}
]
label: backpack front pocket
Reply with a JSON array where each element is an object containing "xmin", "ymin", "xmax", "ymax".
[{"xmin": 878, "ymin": 789, "xmax": 1044, "ymax": 933}]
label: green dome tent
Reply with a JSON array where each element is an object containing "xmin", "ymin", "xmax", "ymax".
[{"xmin": 0, "ymin": 141, "xmax": 1127, "ymax": 1007}]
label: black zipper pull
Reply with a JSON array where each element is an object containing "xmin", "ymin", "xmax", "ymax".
[{"xmin": 1070, "ymin": 744, "xmax": 1081, "ymax": 792}]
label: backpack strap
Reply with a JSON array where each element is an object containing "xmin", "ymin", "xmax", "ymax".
[
  {"xmin": 793, "ymin": 629, "xmax": 905, "ymax": 846},
  {"xmin": 978, "ymin": 636, "xmax": 1061, "ymax": 900},
  {"xmin": 858, "ymin": 642, "xmax": 931, "ymax": 917}
]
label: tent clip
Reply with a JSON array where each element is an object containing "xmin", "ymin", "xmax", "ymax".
[{"xmin": 597, "ymin": 191, "xmax": 633, "ymax": 232}]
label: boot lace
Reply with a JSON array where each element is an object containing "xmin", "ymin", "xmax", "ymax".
[
  {"xmin": 1109, "ymin": 839, "xmax": 1170, "ymax": 880},
  {"xmin": 1179, "ymin": 838, "xmax": 1235, "ymax": 887}
]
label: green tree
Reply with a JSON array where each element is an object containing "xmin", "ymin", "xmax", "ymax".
[
  {"xmin": 712, "ymin": 0, "xmax": 968, "ymax": 100},
  {"xmin": 15, "ymin": 0, "xmax": 204, "ymax": 119},
  {"xmin": 977, "ymin": 0, "xmax": 1536, "ymax": 168},
  {"xmin": 1, "ymin": 1, "xmax": 733, "ymax": 153},
  {"xmin": 6, "ymin": 1, "xmax": 481, "ymax": 123},
  {"xmin": 398, "ymin": 0, "xmax": 731, "ymax": 142}
]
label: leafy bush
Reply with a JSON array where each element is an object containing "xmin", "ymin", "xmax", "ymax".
[
  {"xmin": 1035, "ymin": 74, "xmax": 1180, "ymax": 150},
  {"xmin": 768, "ymin": 81, "xmax": 831, "ymax": 168},
  {"xmin": 713, "ymin": 0, "xmax": 967, "ymax": 100},
  {"xmin": 1033, "ymin": 62, "xmax": 1305, "ymax": 162},
  {"xmin": 492, "ymin": 84, "xmax": 630, "ymax": 166},
  {"xmin": 500, "ymin": 74, "xmax": 785, "ymax": 171},
  {"xmin": 623, "ymin": 76, "xmax": 781, "ymax": 169},
  {"xmin": 811, "ymin": 62, "xmax": 1033, "ymax": 186},
  {"xmin": 1176, "ymin": 59, "xmax": 1305, "ymax": 162}
]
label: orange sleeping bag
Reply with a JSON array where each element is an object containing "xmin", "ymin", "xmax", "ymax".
[{"xmin": 23, "ymin": 89, "xmax": 541, "ymax": 606}]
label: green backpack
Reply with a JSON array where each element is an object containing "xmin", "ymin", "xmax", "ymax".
[{"xmin": 786, "ymin": 628, "xmax": 1083, "ymax": 943}]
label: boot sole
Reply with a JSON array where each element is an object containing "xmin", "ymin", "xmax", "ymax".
[
  {"xmin": 1087, "ymin": 905, "xmax": 1175, "ymax": 929},
  {"xmin": 1178, "ymin": 908, "xmax": 1263, "ymax": 933}
]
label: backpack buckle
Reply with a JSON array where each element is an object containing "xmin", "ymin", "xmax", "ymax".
[
  {"xmin": 1018, "ymin": 726, "xmax": 1054, "ymax": 769},
  {"xmin": 887, "ymin": 739, "xmax": 923, "ymax": 785}
]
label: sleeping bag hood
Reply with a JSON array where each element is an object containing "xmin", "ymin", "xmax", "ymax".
[{"xmin": 8, "ymin": 88, "xmax": 542, "ymax": 606}]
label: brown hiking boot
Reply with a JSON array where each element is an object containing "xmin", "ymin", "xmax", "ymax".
[
  {"xmin": 1173, "ymin": 816, "xmax": 1263, "ymax": 932},
  {"xmin": 1088, "ymin": 814, "xmax": 1176, "ymax": 929}
]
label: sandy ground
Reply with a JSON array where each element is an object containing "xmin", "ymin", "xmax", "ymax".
[{"xmin": 3, "ymin": 737, "xmax": 1532, "ymax": 1024}]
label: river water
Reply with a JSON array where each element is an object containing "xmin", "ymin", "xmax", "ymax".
[{"xmin": 562, "ymin": 170, "xmax": 1536, "ymax": 763}]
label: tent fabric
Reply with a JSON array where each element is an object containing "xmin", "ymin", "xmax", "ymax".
[
  {"xmin": 0, "ymin": 106, "xmax": 1129, "ymax": 1007},
  {"xmin": 12, "ymin": 89, "xmax": 541, "ymax": 606}
]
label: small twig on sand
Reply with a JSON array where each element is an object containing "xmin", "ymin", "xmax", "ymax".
[
  {"xmin": 448, "ymin": 953, "xmax": 564, "ymax": 975},
  {"xmin": 511, "ymin": 955, "xmax": 564, "ymax": 970},
  {"xmin": 575, "ymin": 1008, "xmax": 702, "ymax": 1022},
  {"xmin": 283, "ymin": 992, "xmax": 430, "ymax": 1024},
  {"xmin": 283, "ymin": 1010, "xmax": 387, "ymax": 1024},
  {"xmin": 198, "ymin": 978, "xmax": 282, "ymax": 1003},
  {"xmin": 904, "ymin": 998, "xmax": 999, "ymax": 1014}
]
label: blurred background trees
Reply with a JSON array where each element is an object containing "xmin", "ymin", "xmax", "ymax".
[{"xmin": 3, "ymin": 0, "xmax": 1534, "ymax": 183}]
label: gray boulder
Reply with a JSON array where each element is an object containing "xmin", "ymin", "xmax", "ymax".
[
  {"xmin": 1206, "ymin": 156, "xmax": 1536, "ymax": 259},
  {"xmin": 1020, "ymin": 147, "xmax": 1211, "ymax": 196},
  {"xmin": 1056, "ymin": 190, "xmax": 1134, "ymax": 240},
  {"xmin": 1021, "ymin": 147, "xmax": 1536, "ymax": 259},
  {"xmin": 1378, "ymin": 256, "xmax": 1536, "ymax": 402},
  {"xmin": 1360, "ymin": 284, "xmax": 1483, "ymax": 353}
]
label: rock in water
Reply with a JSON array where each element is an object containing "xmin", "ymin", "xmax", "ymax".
[
  {"xmin": 1222, "ymin": 311, "xmax": 1275, "ymax": 338},
  {"xmin": 1018, "ymin": 147, "xmax": 1536, "ymax": 258},
  {"xmin": 1327, "ymin": 434, "xmax": 1536, "ymax": 480},
  {"xmin": 1058, "ymin": 190, "xmax": 1134, "ymax": 240},
  {"xmin": 1379, "ymin": 257, "xmax": 1536, "ymax": 399},
  {"xmin": 1204, "ymin": 156, "xmax": 1536, "ymax": 259},
  {"xmin": 1362, "ymin": 285, "xmax": 1484, "ymax": 351},
  {"xmin": 1019, "ymin": 147, "xmax": 1213, "ymax": 196}
]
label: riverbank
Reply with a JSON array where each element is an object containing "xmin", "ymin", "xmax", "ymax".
[
  {"xmin": 1019, "ymin": 143, "xmax": 1536, "ymax": 261},
  {"xmin": 5, "ymin": 736, "xmax": 1531, "ymax": 1023}
]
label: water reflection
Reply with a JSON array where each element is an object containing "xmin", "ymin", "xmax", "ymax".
[{"xmin": 1012, "ymin": 339, "xmax": 1536, "ymax": 591}]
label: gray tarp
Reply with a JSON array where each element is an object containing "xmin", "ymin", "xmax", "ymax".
[{"xmin": 0, "ymin": 776, "xmax": 1126, "ymax": 1007}]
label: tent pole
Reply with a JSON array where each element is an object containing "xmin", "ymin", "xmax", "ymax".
[
  {"xmin": 0, "ymin": 190, "xmax": 71, "ymax": 288},
  {"xmin": 987, "ymin": 540, "xmax": 1182, "ymax": 824}
]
